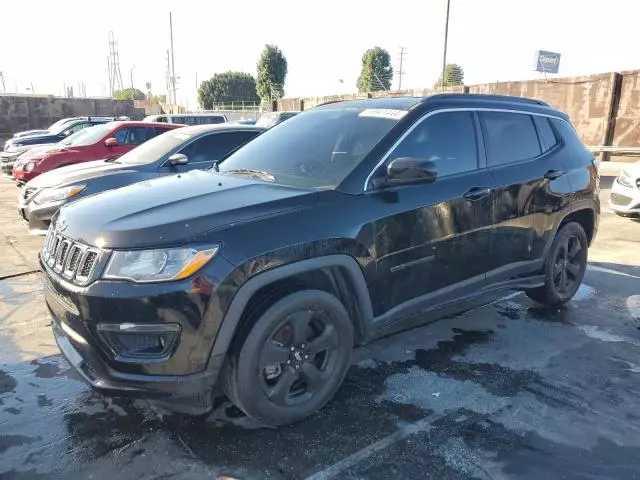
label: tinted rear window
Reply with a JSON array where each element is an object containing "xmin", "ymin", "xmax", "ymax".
[{"xmin": 479, "ymin": 112, "xmax": 541, "ymax": 166}]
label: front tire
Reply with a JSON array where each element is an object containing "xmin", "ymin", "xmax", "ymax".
[
  {"xmin": 223, "ymin": 290, "xmax": 354, "ymax": 426},
  {"xmin": 526, "ymin": 222, "xmax": 588, "ymax": 306}
]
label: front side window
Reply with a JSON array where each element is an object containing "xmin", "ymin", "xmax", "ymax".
[
  {"xmin": 219, "ymin": 108, "xmax": 402, "ymax": 188},
  {"xmin": 179, "ymin": 131, "xmax": 259, "ymax": 163},
  {"xmin": 113, "ymin": 126, "xmax": 154, "ymax": 145},
  {"xmin": 480, "ymin": 112, "xmax": 541, "ymax": 166},
  {"xmin": 386, "ymin": 111, "xmax": 478, "ymax": 178}
]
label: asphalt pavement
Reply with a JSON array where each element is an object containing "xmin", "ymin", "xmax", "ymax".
[{"xmin": 0, "ymin": 163, "xmax": 639, "ymax": 480}]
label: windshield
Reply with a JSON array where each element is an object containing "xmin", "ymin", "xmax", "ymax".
[
  {"xmin": 218, "ymin": 108, "xmax": 403, "ymax": 188},
  {"xmin": 58, "ymin": 124, "xmax": 113, "ymax": 147},
  {"xmin": 58, "ymin": 127, "xmax": 96, "ymax": 146},
  {"xmin": 118, "ymin": 129, "xmax": 194, "ymax": 165},
  {"xmin": 255, "ymin": 113, "xmax": 279, "ymax": 128},
  {"xmin": 47, "ymin": 118, "xmax": 72, "ymax": 131}
]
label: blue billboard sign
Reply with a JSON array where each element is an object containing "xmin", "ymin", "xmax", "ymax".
[{"xmin": 534, "ymin": 50, "xmax": 561, "ymax": 74}]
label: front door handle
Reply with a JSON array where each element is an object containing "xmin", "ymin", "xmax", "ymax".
[
  {"xmin": 544, "ymin": 169, "xmax": 566, "ymax": 180},
  {"xmin": 463, "ymin": 187, "xmax": 492, "ymax": 200}
]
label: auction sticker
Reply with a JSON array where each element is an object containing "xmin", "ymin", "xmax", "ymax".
[{"xmin": 359, "ymin": 109, "xmax": 407, "ymax": 120}]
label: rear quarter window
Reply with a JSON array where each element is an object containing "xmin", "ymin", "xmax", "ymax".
[
  {"xmin": 479, "ymin": 111, "xmax": 542, "ymax": 166},
  {"xmin": 533, "ymin": 116, "xmax": 558, "ymax": 151}
]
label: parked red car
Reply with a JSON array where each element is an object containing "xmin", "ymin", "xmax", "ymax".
[{"xmin": 12, "ymin": 121, "xmax": 183, "ymax": 182}]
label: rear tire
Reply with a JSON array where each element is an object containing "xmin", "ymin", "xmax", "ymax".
[
  {"xmin": 223, "ymin": 289, "xmax": 354, "ymax": 426},
  {"xmin": 526, "ymin": 222, "xmax": 588, "ymax": 306}
]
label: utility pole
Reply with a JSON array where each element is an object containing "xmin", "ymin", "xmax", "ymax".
[
  {"xmin": 165, "ymin": 50, "xmax": 172, "ymax": 105},
  {"xmin": 130, "ymin": 65, "xmax": 136, "ymax": 100},
  {"xmin": 0, "ymin": 72, "xmax": 5, "ymax": 93},
  {"xmin": 169, "ymin": 12, "xmax": 177, "ymax": 107},
  {"xmin": 397, "ymin": 47, "xmax": 407, "ymax": 90},
  {"xmin": 441, "ymin": 0, "xmax": 451, "ymax": 91}
]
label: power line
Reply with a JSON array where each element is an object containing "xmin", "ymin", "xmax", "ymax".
[{"xmin": 397, "ymin": 47, "xmax": 407, "ymax": 90}]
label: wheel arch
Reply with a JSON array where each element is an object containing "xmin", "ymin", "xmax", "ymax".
[{"xmin": 210, "ymin": 255, "xmax": 374, "ymax": 359}]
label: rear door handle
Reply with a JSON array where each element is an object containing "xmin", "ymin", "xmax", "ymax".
[
  {"xmin": 544, "ymin": 169, "xmax": 566, "ymax": 180},
  {"xmin": 463, "ymin": 187, "xmax": 492, "ymax": 200}
]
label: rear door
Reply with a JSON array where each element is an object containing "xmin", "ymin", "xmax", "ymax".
[
  {"xmin": 480, "ymin": 111, "xmax": 572, "ymax": 281},
  {"xmin": 372, "ymin": 110, "xmax": 496, "ymax": 318},
  {"xmin": 159, "ymin": 130, "xmax": 261, "ymax": 174}
]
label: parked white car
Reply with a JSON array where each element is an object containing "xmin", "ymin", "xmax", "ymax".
[{"xmin": 610, "ymin": 161, "xmax": 640, "ymax": 216}]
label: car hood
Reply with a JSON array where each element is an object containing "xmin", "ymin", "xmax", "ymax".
[
  {"xmin": 14, "ymin": 129, "xmax": 50, "ymax": 138},
  {"xmin": 56, "ymin": 170, "xmax": 317, "ymax": 249},
  {"xmin": 12, "ymin": 133, "xmax": 60, "ymax": 146},
  {"xmin": 26, "ymin": 160, "xmax": 134, "ymax": 188}
]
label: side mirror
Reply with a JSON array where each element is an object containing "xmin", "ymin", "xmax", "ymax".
[
  {"xmin": 385, "ymin": 157, "xmax": 438, "ymax": 186},
  {"xmin": 168, "ymin": 153, "xmax": 188, "ymax": 166},
  {"xmin": 104, "ymin": 137, "xmax": 119, "ymax": 147}
]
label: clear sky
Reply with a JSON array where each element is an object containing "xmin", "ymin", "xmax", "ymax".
[{"xmin": 2, "ymin": 0, "xmax": 639, "ymax": 108}]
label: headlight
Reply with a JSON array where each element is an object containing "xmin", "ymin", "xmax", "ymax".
[
  {"xmin": 33, "ymin": 184, "xmax": 85, "ymax": 204},
  {"xmin": 103, "ymin": 246, "xmax": 219, "ymax": 283},
  {"xmin": 618, "ymin": 170, "xmax": 634, "ymax": 188},
  {"xmin": 24, "ymin": 162, "xmax": 35, "ymax": 172}
]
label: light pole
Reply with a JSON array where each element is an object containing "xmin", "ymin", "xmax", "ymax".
[
  {"xmin": 130, "ymin": 65, "xmax": 136, "ymax": 100},
  {"xmin": 441, "ymin": 0, "xmax": 451, "ymax": 90}
]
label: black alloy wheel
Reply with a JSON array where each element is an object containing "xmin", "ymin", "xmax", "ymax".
[
  {"xmin": 223, "ymin": 290, "xmax": 353, "ymax": 426},
  {"xmin": 552, "ymin": 233, "xmax": 585, "ymax": 295},
  {"xmin": 258, "ymin": 309, "xmax": 340, "ymax": 407},
  {"xmin": 526, "ymin": 222, "xmax": 588, "ymax": 306}
]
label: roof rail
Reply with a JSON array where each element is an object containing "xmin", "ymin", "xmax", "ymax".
[{"xmin": 429, "ymin": 93, "xmax": 550, "ymax": 107}]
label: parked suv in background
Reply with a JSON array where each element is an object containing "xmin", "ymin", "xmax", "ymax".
[
  {"xmin": 143, "ymin": 113, "xmax": 227, "ymax": 125},
  {"xmin": 42, "ymin": 95, "xmax": 599, "ymax": 426},
  {"xmin": 2, "ymin": 117, "xmax": 125, "ymax": 174},
  {"xmin": 19, "ymin": 124, "xmax": 265, "ymax": 231},
  {"xmin": 12, "ymin": 121, "xmax": 181, "ymax": 183},
  {"xmin": 609, "ymin": 160, "xmax": 640, "ymax": 217}
]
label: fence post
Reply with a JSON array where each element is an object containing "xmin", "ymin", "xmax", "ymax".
[
  {"xmin": 300, "ymin": 99, "xmax": 305, "ymax": 111},
  {"xmin": 601, "ymin": 72, "xmax": 622, "ymax": 162}
]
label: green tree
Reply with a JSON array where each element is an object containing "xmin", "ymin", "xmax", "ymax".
[
  {"xmin": 256, "ymin": 45, "xmax": 288, "ymax": 102},
  {"xmin": 434, "ymin": 63, "xmax": 464, "ymax": 88},
  {"xmin": 356, "ymin": 47, "xmax": 393, "ymax": 92},
  {"xmin": 113, "ymin": 88, "xmax": 146, "ymax": 100},
  {"xmin": 197, "ymin": 72, "xmax": 260, "ymax": 109}
]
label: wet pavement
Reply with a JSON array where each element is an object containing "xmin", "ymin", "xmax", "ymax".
[{"xmin": 1, "ymin": 164, "xmax": 640, "ymax": 479}]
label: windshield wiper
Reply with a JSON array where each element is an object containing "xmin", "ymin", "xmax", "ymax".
[
  {"xmin": 224, "ymin": 168, "xmax": 275, "ymax": 182},
  {"xmin": 104, "ymin": 157, "xmax": 120, "ymax": 163}
]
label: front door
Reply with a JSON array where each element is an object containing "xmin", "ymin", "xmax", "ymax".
[{"xmin": 371, "ymin": 111, "xmax": 495, "ymax": 321}]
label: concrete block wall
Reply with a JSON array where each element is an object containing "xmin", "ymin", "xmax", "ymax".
[
  {"xmin": 0, "ymin": 95, "xmax": 146, "ymax": 135},
  {"xmin": 276, "ymin": 70, "xmax": 640, "ymax": 152}
]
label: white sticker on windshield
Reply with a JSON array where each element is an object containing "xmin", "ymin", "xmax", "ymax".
[{"xmin": 358, "ymin": 109, "xmax": 407, "ymax": 120}]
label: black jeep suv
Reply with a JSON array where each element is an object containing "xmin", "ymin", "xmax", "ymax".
[{"xmin": 42, "ymin": 95, "xmax": 599, "ymax": 426}]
